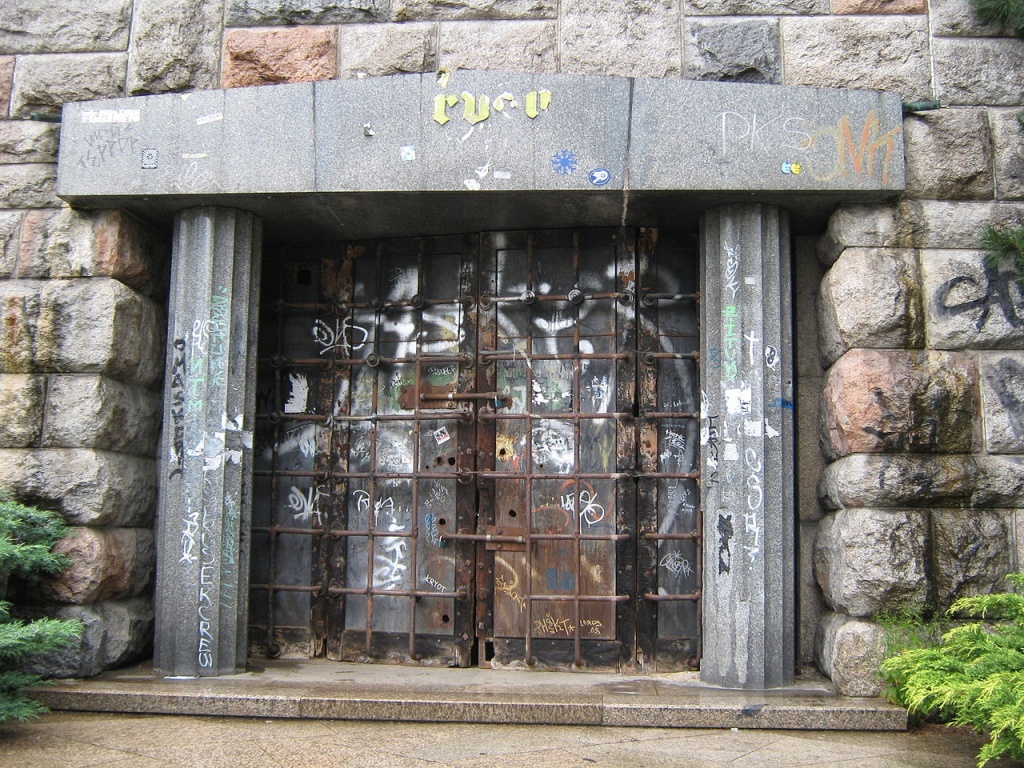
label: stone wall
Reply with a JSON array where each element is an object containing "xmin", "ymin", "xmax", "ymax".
[{"xmin": 1, "ymin": 0, "xmax": 1022, "ymax": 688}]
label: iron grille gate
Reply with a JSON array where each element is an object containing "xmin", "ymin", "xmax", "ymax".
[{"xmin": 250, "ymin": 228, "xmax": 701, "ymax": 671}]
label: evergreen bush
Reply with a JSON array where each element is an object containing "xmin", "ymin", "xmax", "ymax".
[
  {"xmin": 880, "ymin": 574, "xmax": 1024, "ymax": 767},
  {"xmin": 969, "ymin": 0, "xmax": 1024, "ymax": 33},
  {"xmin": 0, "ymin": 495, "xmax": 82, "ymax": 723}
]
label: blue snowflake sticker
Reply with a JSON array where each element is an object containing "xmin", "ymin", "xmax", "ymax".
[{"xmin": 551, "ymin": 149, "xmax": 579, "ymax": 175}]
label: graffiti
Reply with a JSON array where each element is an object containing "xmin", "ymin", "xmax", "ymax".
[
  {"xmin": 935, "ymin": 259, "xmax": 1024, "ymax": 332},
  {"xmin": 433, "ymin": 89, "xmax": 552, "ymax": 126},
  {"xmin": 550, "ymin": 149, "xmax": 579, "ymax": 175},
  {"xmin": 660, "ymin": 551, "xmax": 694, "ymax": 578},
  {"xmin": 312, "ymin": 317, "xmax": 369, "ymax": 356},
  {"xmin": 283, "ymin": 373, "xmax": 309, "ymax": 414},
  {"xmin": 660, "ymin": 430, "xmax": 687, "ymax": 465},
  {"xmin": 717, "ymin": 513, "xmax": 734, "ymax": 575},
  {"xmin": 178, "ymin": 160, "xmax": 214, "ymax": 193},
  {"xmin": 77, "ymin": 124, "xmax": 139, "ymax": 169},
  {"xmin": 197, "ymin": 500, "xmax": 218, "ymax": 668},
  {"xmin": 287, "ymin": 484, "xmax": 328, "ymax": 526},
  {"xmin": 581, "ymin": 619, "xmax": 603, "ymax": 635},
  {"xmin": 495, "ymin": 570, "xmax": 526, "ymax": 612},
  {"xmin": 180, "ymin": 499, "xmax": 200, "ymax": 565},
  {"xmin": 808, "ymin": 111, "xmax": 902, "ymax": 185},
  {"xmin": 534, "ymin": 613, "xmax": 575, "ymax": 636},
  {"xmin": 168, "ymin": 338, "xmax": 187, "ymax": 479},
  {"xmin": 744, "ymin": 448, "xmax": 763, "ymax": 564},
  {"xmin": 424, "ymin": 575, "xmax": 448, "ymax": 592},
  {"xmin": 208, "ymin": 290, "xmax": 230, "ymax": 388},
  {"xmin": 722, "ymin": 305, "xmax": 740, "ymax": 381},
  {"xmin": 724, "ymin": 245, "xmax": 741, "ymax": 300},
  {"xmin": 764, "ymin": 345, "xmax": 779, "ymax": 370},
  {"xmin": 424, "ymin": 512, "xmax": 442, "ymax": 547},
  {"xmin": 531, "ymin": 422, "xmax": 574, "ymax": 473},
  {"xmin": 989, "ymin": 357, "xmax": 1024, "ymax": 439},
  {"xmin": 424, "ymin": 482, "xmax": 451, "ymax": 510}
]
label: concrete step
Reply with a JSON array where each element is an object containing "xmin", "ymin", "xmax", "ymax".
[{"xmin": 31, "ymin": 659, "xmax": 907, "ymax": 731}]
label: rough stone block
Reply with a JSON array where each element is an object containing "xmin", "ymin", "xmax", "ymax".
[
  {"xmin": 896, "ymin": 200, "xmax": 1024, "ymax": 249},
  {"xmin": 817, "ymin": 204, "xmax": 900, "ymax": 265},
  {"xmin": 930, "ymin": 0, "xmax": 1018, "ymax": 35},
  {"xmin": 43, "ymin": 375, "xmax": 161, "ymax": 456},
  {"xmin": 0, "ymin": 163, "xmax": 58, "ymax": 209},
  {"xmin": 0, "ymin": 57, "xmax": 13, "ymax": 117},
  {"xmin": 229, "ymin": 0, "xmax": 386, "ymax": 25},
  {"xmin": 560, "ymin": 0, "xmax": 682, "ymax": 78},
  {"xmin": 0, "ymin": 449, "xmax": 157, "ymax": 527},
  {"xmin": 0, "ymin": 210, "xmax": 21, "ymax": 277},
  {"xmin": 832, "ymin": 0, "xmax": 924, "ymax": 11},
  {"xmin": 684, "ymin": 18, "xmax": 780, "ymax": 84},
  {"xmin": 818, "ymin": 248, "xmax": 923, "ymax": 365},
  {"xmin": 935, "ymin": 38, "xmax": 1024, "ymax": 107},
  {"xmin": 920, "ymin": 249, "xmax": 1024, "ymax": 349},
  {"xmin": 9, "ymin": 54, "xmax": 127, "ymax": 118},
  {"xmin": 0, "ymin": 121, "xmax": 59, "ymax": 164},
  {"xmin": 222, "ymin": 26, "xmax": 338, "ymax": 88},
  {"xmin": 41, "ymin": 527, "xmax": 154, "ymax": 605},
  {"xmin": 18, "ymin": 208, "xmax": 169, "ymax": 296},
  {"xmin": 780, "ymin": 17, "xmax": 931, "ymax": 101},
  {"xmin": 992, "ymin": 109, "xmax": 1024, "ymax": 201},
  {"xmin": 815, "ymin": 613, "xmax": 886, "ymax": 697},
  {"xmin": 0, "ymin": 374, "xmax": 44, "ymax": 447},
  {"xmin": 822, "ymin": 350, "xmax": 978, "ymax": 459},
  {"xmin": 0, "ymin": 280, "xmax": 40, "ymax": 372},
  {"xmin": 686, "ymin": 0, "xmax": 826, "ymax": 14},
  {"xmin": 981, "ymin": 352, "xmax": 1024, "ymax": 453},
  {"xmin": 904, "ymin": 109, "xmax": 994, "ymax": 200},
  {"xmin": 815, "ymin": 508, "xmax": 929, "ymax": 616},
  {"xmin": 36, "ymin": 278, "xmax": 164, "ymax": 386},
  {"xmin": 439, "ymin": 20, "xmax": 557, "ymax": 73},
  {"xmin": 976, "ymin": 456, "xmax": 1024, "ymax": 507},
  {"xmin": 800, "ymin": 521, "xmax": 825, "ymax": 663},
  {"xmin": 127, "ymin": 0, "xmax": 223, "ymax": 95},
  {"xmin": 0, "ymin": 0, "xmax": 131, "ymax": 54},
  {"xmin": 932, "ymin": 509, "xmax": 1011, "ymax": 610},
  {"xmin": 393, "ymin": 0, "xmax": 556, "ymax": 19},
  {"xmin": 338, "ymin": 22, "xmax": 437, "ymax": 78}
]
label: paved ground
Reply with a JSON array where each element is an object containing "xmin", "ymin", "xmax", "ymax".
[{"xmin": 2, "ymin": 711, "xmax": 1019, "ymax": 768}]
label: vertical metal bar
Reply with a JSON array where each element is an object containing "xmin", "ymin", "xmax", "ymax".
[
  {"xmin": 266, "ymin": 310, "xmax": 284, "ymax": 657},
  {"xmin": 571, "ymin": 231, "xmax": 583, "ymax": 668},
  {"xmin": 364, "ymin": 244, "xmax": 385, "ymax": 654},
  {"xmin": 524, "ymin": 232, "xmax": 536, "ymax": 667},
  {"xmin": 407, "ymin": 239, "xmax": 425, "ymax": 660}
]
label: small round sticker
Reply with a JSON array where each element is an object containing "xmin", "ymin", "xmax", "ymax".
[{"xmin": 589, "ymin": 168, "xmax": 611, "ymax": 186}]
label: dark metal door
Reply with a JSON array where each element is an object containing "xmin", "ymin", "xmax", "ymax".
[{"xmin": 250, "ymin": 229, "xmax": 702, "ymax": 670}]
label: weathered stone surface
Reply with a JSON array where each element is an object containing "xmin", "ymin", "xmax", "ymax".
[
  {"xmin": 818, "ymin": 204, "xmax": 900, "ymax": 265},
  {"xmin": 921, "ymin": 249, "xmax": 1024, "ymax": 349},
  {"xmin": 931, "ymin": 0, "xmax": 1018, "ymax": 36},
  {"xmin": 0, "ymin": 0, "xmax": 131, "ymax": 54},
  {"xmin": 818, "ymin": 248, "xmax": 923, "ymax": 364},
  {"xmin": 992, "ymin": 109, "xmax": 1024, "ymax": 201},
  {"xmin": 0, "ymin": 164, "xmax": 58, "ymax": 209},
  {"xmin": 393, "ymin": 0, "xmax": 556, "ymax": 19},
  {"xmin": 932, "ymin": 510, "xmax": 1010, "ymax": 610},
  {"xmin": 127, "ymin": 0, "xmax": 223, "ymax": 95},
  {"xmin": 338, "ymin": 23, "xmax": 437, "ymax": 78},
  {"xmin": 439, "ymin": 20, "xmax": 557, "ymax": 72},
  {"xmin": 40, "ymin": 527, "xmax": 154, "ymax": 605},
  {"xmin": 981, "ymin": 352, "xmax": 1024, "ymax": 453},
  {"xmin": 43, "ymin": 375, "xmax": 161, "ymax": 456},
  {"xmin": 799, "ymin": 521, "xmax": 825, "ymax": 662},
  {"xmin": 18, "ymin": 209, "xmax": 169, "ymax": 296},
  {"xmin": 904, "ymin": 109, "xmax": 994, "ymax": 200},
  {"xmin": 781, "ymin": 17, "xmax": 931, "ymax": 101},
  {"xmin": 9, "ymin": 54, "xmax": 127, "ymax": 118},
  {"xmin": 15, "ymin": 597, "xmax": 154, "ymax": 678},
  {"xmin": 0, "ymin": 210, "xmax": 21, "ymax": 277},
  {"xmin": 229, "ymin": 0, "xmax": 386, "ymax": 25},
  {"xmin": 934, "ymin": 39, "xmax": 1024, "ymax": 107},
  {"xmin": 0, "ymin": 374, "xmax": 44, "ymax": 448},
  {"xmin": 0, "ymin": 280, "xmax": 40, "ymax": 372},
  {"xmin": 0, "ymin": 121, "xmax": 59, "ymax": 164},
  {"xmin": 223, "ymin": 26, "xmax": 338, "ymax": 88},
  {"xmin": 822, "ymin": 350, "xmax": 978, "ymax": 459},
  {"xmin": 0, "ymin": 56, "xmax": 13, "ymax": 117},
  {"xmin": 832, "ymin": 0, "xmax": 924, "ymax": 12},
  {"xmin": 896, "ymin": 201, "xmax": 1024, "ymax": 249},
  {"xmin": 560, "ymin": 0, "xmax": 682, "ymax": 78},
  {"xmin": 815, "ymin": 509, "xmax": 929, "ymax": 616},
  {"xmin": 0, "ymin": 449, "xmax": 157, "ymax": 527},
  {"xmin": 816, "ymin": 613, "xmax": 886, "ymax": 697},
  {"xmin": 684, "ymin": 19, "xmax": 780, "ymax": 84},
  {"xmin": 686, "ymin": 0, "xmax": 826, "ymax": 14},
  {"xmin": 820, "ymin": 453, "xmax": 1024, "ymax": 509}
]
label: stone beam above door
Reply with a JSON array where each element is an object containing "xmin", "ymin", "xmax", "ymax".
[{"xmin": 55, "ymin": 72, "xmax": 904, "ymax": 240}]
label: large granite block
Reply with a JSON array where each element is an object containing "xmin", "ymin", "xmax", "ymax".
[
  {"xmin": 438, "ymin": 20, "xmax": 557, "ymax": 73},
  {"xmin": 222, "ymin": 26, "xmax": 338, "ymax": 88},
  {"xmin": 981, "ymin": 352, "xmax": 1024, "ymax": 453},
  {"xmin": 127, "ymin": 0, "xmax": 223, "ymax": 95},
  {"xmin": 0, "ymin": 374, "xmax": 44, "ymax": 448},
  {"xmin": 43, "ymin": 375, "xmax": 162, "ymax": 456},
  {"xmin": 229, "ymin": 0, "xmax": 386, "ymax": 25},
  {"xmin": 904, "ymin": 108, "xmax": 994, "ymax": 200},
  {"xmin": 560, "ymin": 0, "xmax": 683, "ymax": 78},
  {"xmin": 0, "ymin": 0, "xmax": 131, "ymax": 54},
  {"xmin": 338, "ymin": 22, "xmax": 438, "ymax": 78},
  {"xmin": 934, "ymin": 38, "xmax": 1024, "ymax": 106},
  {"xmin": 10, "ymin": 53, "xmax": 127, "ymax": 119}
]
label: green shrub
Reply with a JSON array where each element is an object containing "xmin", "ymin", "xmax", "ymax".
[
  {"xmin": 969, "ymin": 0, "xmax": 1024, "ymax": 33},
  {"xmin": 880, "ymin": 574, "xmax": 1024, "ymax": 767},
  {"xmin": 982, "ymin": 224, "xmax": 1024, "ymax": 289},
  {"xmin": 0, "ymin": 495, "xmax": 83, "ymax": 723}
]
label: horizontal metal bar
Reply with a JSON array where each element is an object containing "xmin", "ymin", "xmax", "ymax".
[
  {"xmin": 641, "ymin": 351, "xmax": 699, "ymax": 364},
  {"xmin": 479, "ymin": 291, "xmax": 625, "ymax": 307},
  {"xmin": 637, "ymin": 472, "xmax": 701, "ymax": 480},
  {"xmin": 478, "ymin": 412, "xmax": 633, "ymax": 422},
  {"xmin": 252, "ymin": 526, "xmax": 327, "ymax": 537},
  {"xmin": 472, "ymin": 471, "xmax": 633, "ymax": 481},
  {"xmin": 421, "ymin": 391, "xmax": 506, "ymax": 401},
  {"xmin": 440, "ymin": 532, "xmax": 629, "ymax": 543},
  {"xmin": 528, "ymin": 594, "xmax": 631, "ymax": 603},
  {"xmin": 642, "ymin": 591, "xmax": 702, "ymax": 602},
  {"xmin": 642, "ymin": 531, "xmax": 701, "ymax": 541},
  {"xmin": 640, "ymin": 291, "xmax": 699, "ymax": 305},
  {"xmin": 642, "ymin": 411, "xmax": 699, "ymax": 420},
  {"xmin": 478, "ymin": 351, "xmax": 630, "ymax": 362},
  {"xmin": 325, "ymin": 586, "xmax": 468, "ymax": 599}
]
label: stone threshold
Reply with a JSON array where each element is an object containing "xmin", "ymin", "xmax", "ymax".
[{"xmin": 30, "ymin": 659, "xmax": 908, "ymax": 731}]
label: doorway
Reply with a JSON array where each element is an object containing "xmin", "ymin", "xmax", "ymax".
[{"xmin": 250, "ymin": 228, "xmax": 701, "ymax": 671}]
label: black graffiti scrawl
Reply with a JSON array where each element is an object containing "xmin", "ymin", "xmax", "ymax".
[
  {"xmin": 937, "ymin": 260, "xmax": 1024, "ymax": 332},
  {"xmin": 988, "ymin": 356, "xmax": 1024, "ymax": 441}
]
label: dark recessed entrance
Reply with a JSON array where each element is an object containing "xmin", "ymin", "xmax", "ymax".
[{"xmin": 249, "ymin": 228, "xmax": 702, "ymax": 671}]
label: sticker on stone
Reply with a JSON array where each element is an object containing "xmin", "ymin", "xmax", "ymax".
[
  {"xmin": 433, "ymin": 426, "xmax": 451, "ymax": 446},
  {"xmin": 141, "ymin": 148, "xmax": 158, "ymax": 170},
  {"xmin": 551, "ymin": 149, "xmax": 579, "ymax": 175},
  {"xmin": 588, "ymin": 168, "xmax": 611, "ymax": 186},
  {"xmin": 401, "ymin": 146, "xmax": 416, "ymax": 161},
  {"xmin": 781, "ymin": 162, "xmax": 802, "ymax": 175}
]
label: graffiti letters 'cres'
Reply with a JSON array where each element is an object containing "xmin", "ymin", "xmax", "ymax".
[{"xmin": 433, "ymin": 90, "xmax": 552, "ymax": 126}]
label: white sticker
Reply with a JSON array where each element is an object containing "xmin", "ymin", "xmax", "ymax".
[
  {"xmin": 744, "ymin": 419, "xmax": 763, "ymax": 437},
  {"xmin": 196, "ymin": 113, "xmax": 223, "ymax": 126},
  {"xmin": 82, "ymin": 109, "xmax": 140, "ymax": 124},
  {"xmin": 723, "ymin": 443, "xmax": 739, "ymax": 462},
  {"xmin": 400, "ymin": 145, "xmax": 416, "ymax": 161},
  {"xmin": 724, "ymin": 386, "xmax": 752, "ymax": 415},
  {"xmin": 433, "ymin": 426, "xmax": 451, "ymax": 446}
]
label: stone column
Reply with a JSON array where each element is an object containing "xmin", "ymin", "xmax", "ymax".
[
  {"xmin": 154, "ymin": 208, "xmax": 262, "ymax": 677},
  {"xmin": 700, "ymin": 204, "xmax": 795, "ymax": 689}
]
